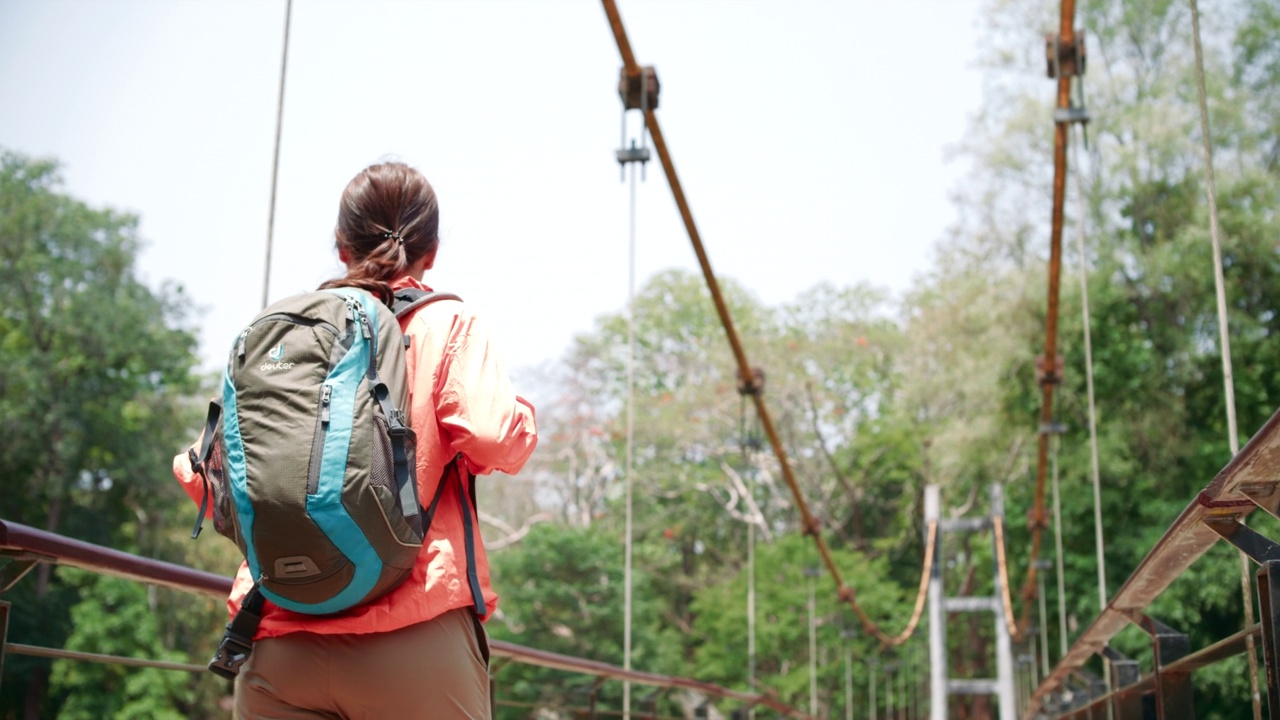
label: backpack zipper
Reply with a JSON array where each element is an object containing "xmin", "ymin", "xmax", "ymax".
[
  {"xmin": 235, "ymin": 316, "xmax": 341, "ymax": 362},
  {"xmin": 308, "ymin": 382, "xmax": 333, "ymax": 496},
  {"xmin": 235, "ymin": 327, "xmax": 252, "ymax": 360}
]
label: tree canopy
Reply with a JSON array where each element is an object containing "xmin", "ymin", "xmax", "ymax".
[{"xmin": 4, "ymin": 0, "xmax": 1280, "ymax": 717}]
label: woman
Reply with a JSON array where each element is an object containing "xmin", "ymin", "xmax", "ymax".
[{"xmin": 173, "ymin": 161, "xmax": 538, "ymax": 718}]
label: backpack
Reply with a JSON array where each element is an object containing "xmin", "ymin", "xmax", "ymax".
[{"xmin": 189, "ymin": 286, "xmax": 463, "ymax": 678}]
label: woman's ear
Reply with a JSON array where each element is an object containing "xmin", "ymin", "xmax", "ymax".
[
  {"xmin": 423, "ymin": 247, "xmax": 438, "ymax": 271},
  {"xmin": 338, "ymin": 247, "xmax": 351, "ymax": 266}
]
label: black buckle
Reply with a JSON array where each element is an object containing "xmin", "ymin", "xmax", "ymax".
[
  {"xmin": 388, "ymin": 409, "xmax": 411, "ymax": 437},
  {"xmin": 207, "ymin": 628, "xmax": 254, "ymax": 679}
]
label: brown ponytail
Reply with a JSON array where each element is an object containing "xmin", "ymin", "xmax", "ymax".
[{"xmin": 319, "ymin": 162, "xmax": 440, "ymax": 306}]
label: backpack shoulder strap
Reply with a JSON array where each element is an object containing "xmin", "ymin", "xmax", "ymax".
[
  {"xmin": 208, "ymin": 584, "xmax": 266, "ymax": 679},
  {"xmin": 458, "ymin": 465, "xmax": 485, "ymax": 616},
  {"xmin": 392, "ymin": 289, "xmax": 463, "ymax": 320}
]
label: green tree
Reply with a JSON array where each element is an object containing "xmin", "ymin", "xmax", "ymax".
[
  {"xmin": 48, "ymin": 571, "xmax": 192, "ymax": 720},
  {"xmin": 0, "ymin": 149, "xmax": 220, "ymax": 719},
  {"xmin": 486, "ymin": 522, "xmax": 684, "ymax": 718},
  {"xmin": 690, "ymin": 534, "xmax": 908, "ymax": 717},
  {"xmin": 911, "ymin": 0, "xmax": 1280, "ymax": 714}
]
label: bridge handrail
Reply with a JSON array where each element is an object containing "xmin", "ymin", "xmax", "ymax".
[
  {"xmin": 1026, "ymin": 405, "xmax": 1280, "ymax": 717},
  {"xmin": 0, "ymin": 518, "xmax": 809, "ymax": 719}
]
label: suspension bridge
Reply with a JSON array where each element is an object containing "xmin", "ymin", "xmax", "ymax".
[{"xmin": 1, "ymin": 0, "xmax": 1274, "ymax": 718}]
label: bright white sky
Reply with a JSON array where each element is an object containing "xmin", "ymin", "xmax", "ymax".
[{"xmin": 0, "ymin": 0, "xmax": 987, "ymax": 385}]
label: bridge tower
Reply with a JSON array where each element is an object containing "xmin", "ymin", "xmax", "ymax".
[{"xmin": 926, "ymin": 484, "xmax": 1018, "ymax": 719}]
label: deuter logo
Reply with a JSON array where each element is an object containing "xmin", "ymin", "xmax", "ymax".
[{"xmin": 262, "ymin": 343, "xmax": 296, "ymax": 372}]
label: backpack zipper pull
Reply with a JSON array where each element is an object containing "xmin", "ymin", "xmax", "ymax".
[
  {"xmin": 320, "ymin": 384, "xmax": 332, "ymax": 424},
  {"xmin": 236, "ymin": 327, "xmax": 251, "ymax": 359},
  {"xmin": 358, "ymin": 308, "xmax": 372, "ymax": 339}
]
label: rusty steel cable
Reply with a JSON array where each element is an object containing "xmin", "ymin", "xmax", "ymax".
[
  {"xmin": 0, "ymin": 519, "xmax": 814, "ymax": 719},
  {"xmin": 1017, "ymin": 0, "xmax": 1079, "ymax": 644},
  {"xmin": 992, "ymin": 517, "xmax": 1022, "ymax": 638},
  {"xmin": 600, "ymin": 0, "xmax": 940, "ymax": 648},
  {"xmin": 5, "ymin": 643, "xmax": 207, "ymax": 674}
]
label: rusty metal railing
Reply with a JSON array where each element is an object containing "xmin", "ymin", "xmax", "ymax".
[
  {"xmin": 1026, "ymin": 406, "xmax": 1280, "ymax": 718},
  {"xmin": 0, "ymin": 519, "xmax": 810, "ymax": 718}
]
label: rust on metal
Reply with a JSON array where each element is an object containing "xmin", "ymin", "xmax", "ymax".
[
  {"xmin": 1046, "ymin": 625, "xmax": 1258, "ymax": 718},
  {"xmin": 1019, "ymin": 0, "xmax": 1081, "ymax": 643},
  {"xmin": 599, "ymin": 0, "xmax": 936, "ymax": 648},
  {"xmin": 1196, "ymin": 490, "xmax": 1256, "ymax": 509},
  {"xmin": 1026, "ymin": 405, "xmax": 1280, "ymax": 718},
  {"xmin": 0, "ymin": 519, "xmax": 813, "ymax": 718},
  {"xmin": 618, "ymin": 66, "xmax": 659, "ymax": 110},
  {"xmin": 1044, "ymin": 31, "xmax": 1087, "ymax": 78},
  {"xmin": 736, "ymin": 366, "xmax": 765, "ymax": 397},
  {"xmin": 1035, "ymin": 353, "xmax": 1065, "ymax": 386},
  {"xmin": 0, "ymin": 519, "xmax": 231, "ymax": 598}
]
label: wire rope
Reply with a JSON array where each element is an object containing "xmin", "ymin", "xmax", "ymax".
[
  {"xmin": 600, "ymin": 0, "xmax": 939, "ymax": 649},
  {"xmin": 993, "ymin": 517, "xmax": 1020, "ymax": 637},
  {"xmin": 1070, "ymin": 127, "xmax": 1108, "ymax": 614},
  {"xmin": 807, "ymin": 544, "xmax": 818, "ymax": 717},
  {"xmin": 260, "ymin": 0, "xmax": 292, "ymax": 310},
  {"xmin": 622, "ymin": 135, "xmax": 639, "ymax": 720},
  {"xmin": 1050, "ymin": 436, "xmax": 1068, "ymax": 659},
  {"xmin": 1188, "ymin": 2, "xmax": 1262, "ymax": 717},
  {"xmin": 5, "ymin": 643, "xmax": 206, "ymax": 674},
  {"xmin": 1070, "ymin": 122, "xmax": 1119, "ymax": 720},
  {"xmin": 745, "ymin": 438, "xmax": 758, "ymax": 716}
]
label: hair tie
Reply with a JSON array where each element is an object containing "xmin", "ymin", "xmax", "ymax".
[{"xmin": 382, "ymin": 231, "xmax": 404, "ymax": 245}]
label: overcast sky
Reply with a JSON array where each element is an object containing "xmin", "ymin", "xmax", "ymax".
[{"xmin": 1, "ymin": 0, "xmax": 988, "ymax": 393}]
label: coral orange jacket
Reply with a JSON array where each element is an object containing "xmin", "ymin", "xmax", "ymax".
[{"xmin": 173, "ymin": 276, "xmax": 538, "ymax": 638}]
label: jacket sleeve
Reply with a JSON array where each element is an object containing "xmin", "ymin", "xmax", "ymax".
[
  {"xmin": 174, "ymin": 426, "xmax": 251, "ymax": 617},
  {"xmin": 173, "ymin": 443, "xmax": 212, "ymax": 518},
  {"xmin": 434, "ymin": 312, "xmax": 538, "ymax": 475}
]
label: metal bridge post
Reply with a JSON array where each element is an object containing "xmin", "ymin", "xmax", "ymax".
[
  {"xmin": 1080, "ymin": 670, "xmax": 1106, "ymax": 718},
  {"xmin": 642, "ymin": 689, "xmax": 665, "ymax": 719},
  {"xmin": 870, "ymin": 656, "xmax": 879, "ymax": 720},
  {"xmin": 990, "ymin": 485, "xmax": 1018, "ymax": 720},
  {"xmin": 1139, "ymin": 616, "xmax": 1193, "ymax": 720},
  {"xmin": 0, "ymin": 600, "xmax": 9, "ymax": 693},
  {"xmin": 926, "ymin": 485, "xmax": 946, "ymax": 720},
  {"xmin": 1258, "ymin": 560, "xmax": 1280, "ymax": 719},
  {"xmin": 488, "ymin": 675, "xmax": 496, "ymax": 718},
  {"xmin": 1101, "ymin": 646, "xmax": 1142, "ymax": 719}
]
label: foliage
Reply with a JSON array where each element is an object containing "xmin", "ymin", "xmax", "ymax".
[
  {"xmin": 5, "ymin": 0, "xmax": 1280, "ymax": 715},
  {"xmin": 689, "ymin": 534, "xmax": 907, "ymax": 717},
  {"xmin": 487, "ymin": 522, "xmax": 685, "ymax": 718},
  {"xmin": 0, "ymin": 149, "xmax": 229, "ymax": 719},
  {"xmin": 49, "ymin": 570, "xmax": 192, "ymax": 720}
]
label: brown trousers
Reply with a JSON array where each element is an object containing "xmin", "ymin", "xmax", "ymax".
[{"xmin": 234, "ymin": 608, "xmax": 491, "ymax": 719}]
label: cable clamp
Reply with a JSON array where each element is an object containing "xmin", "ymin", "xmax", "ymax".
[
  {"xmin": 1039, "ymin": 422, "xmax": 1068, "ymax": 435},
  {"xmin": 1054, "ymin": 107, "xmax": 1091, "ymax": 125},
  {"xmin": 615, "ymin": 142, "xmax": 651, "ymax": 166},
  {"xmin": 1026, "ymin": 509, "xmax": 1049, "ymax": 530},
  {"xmin": 736, "ymin": 367, "xmax": 766, "ymax": 397}
]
